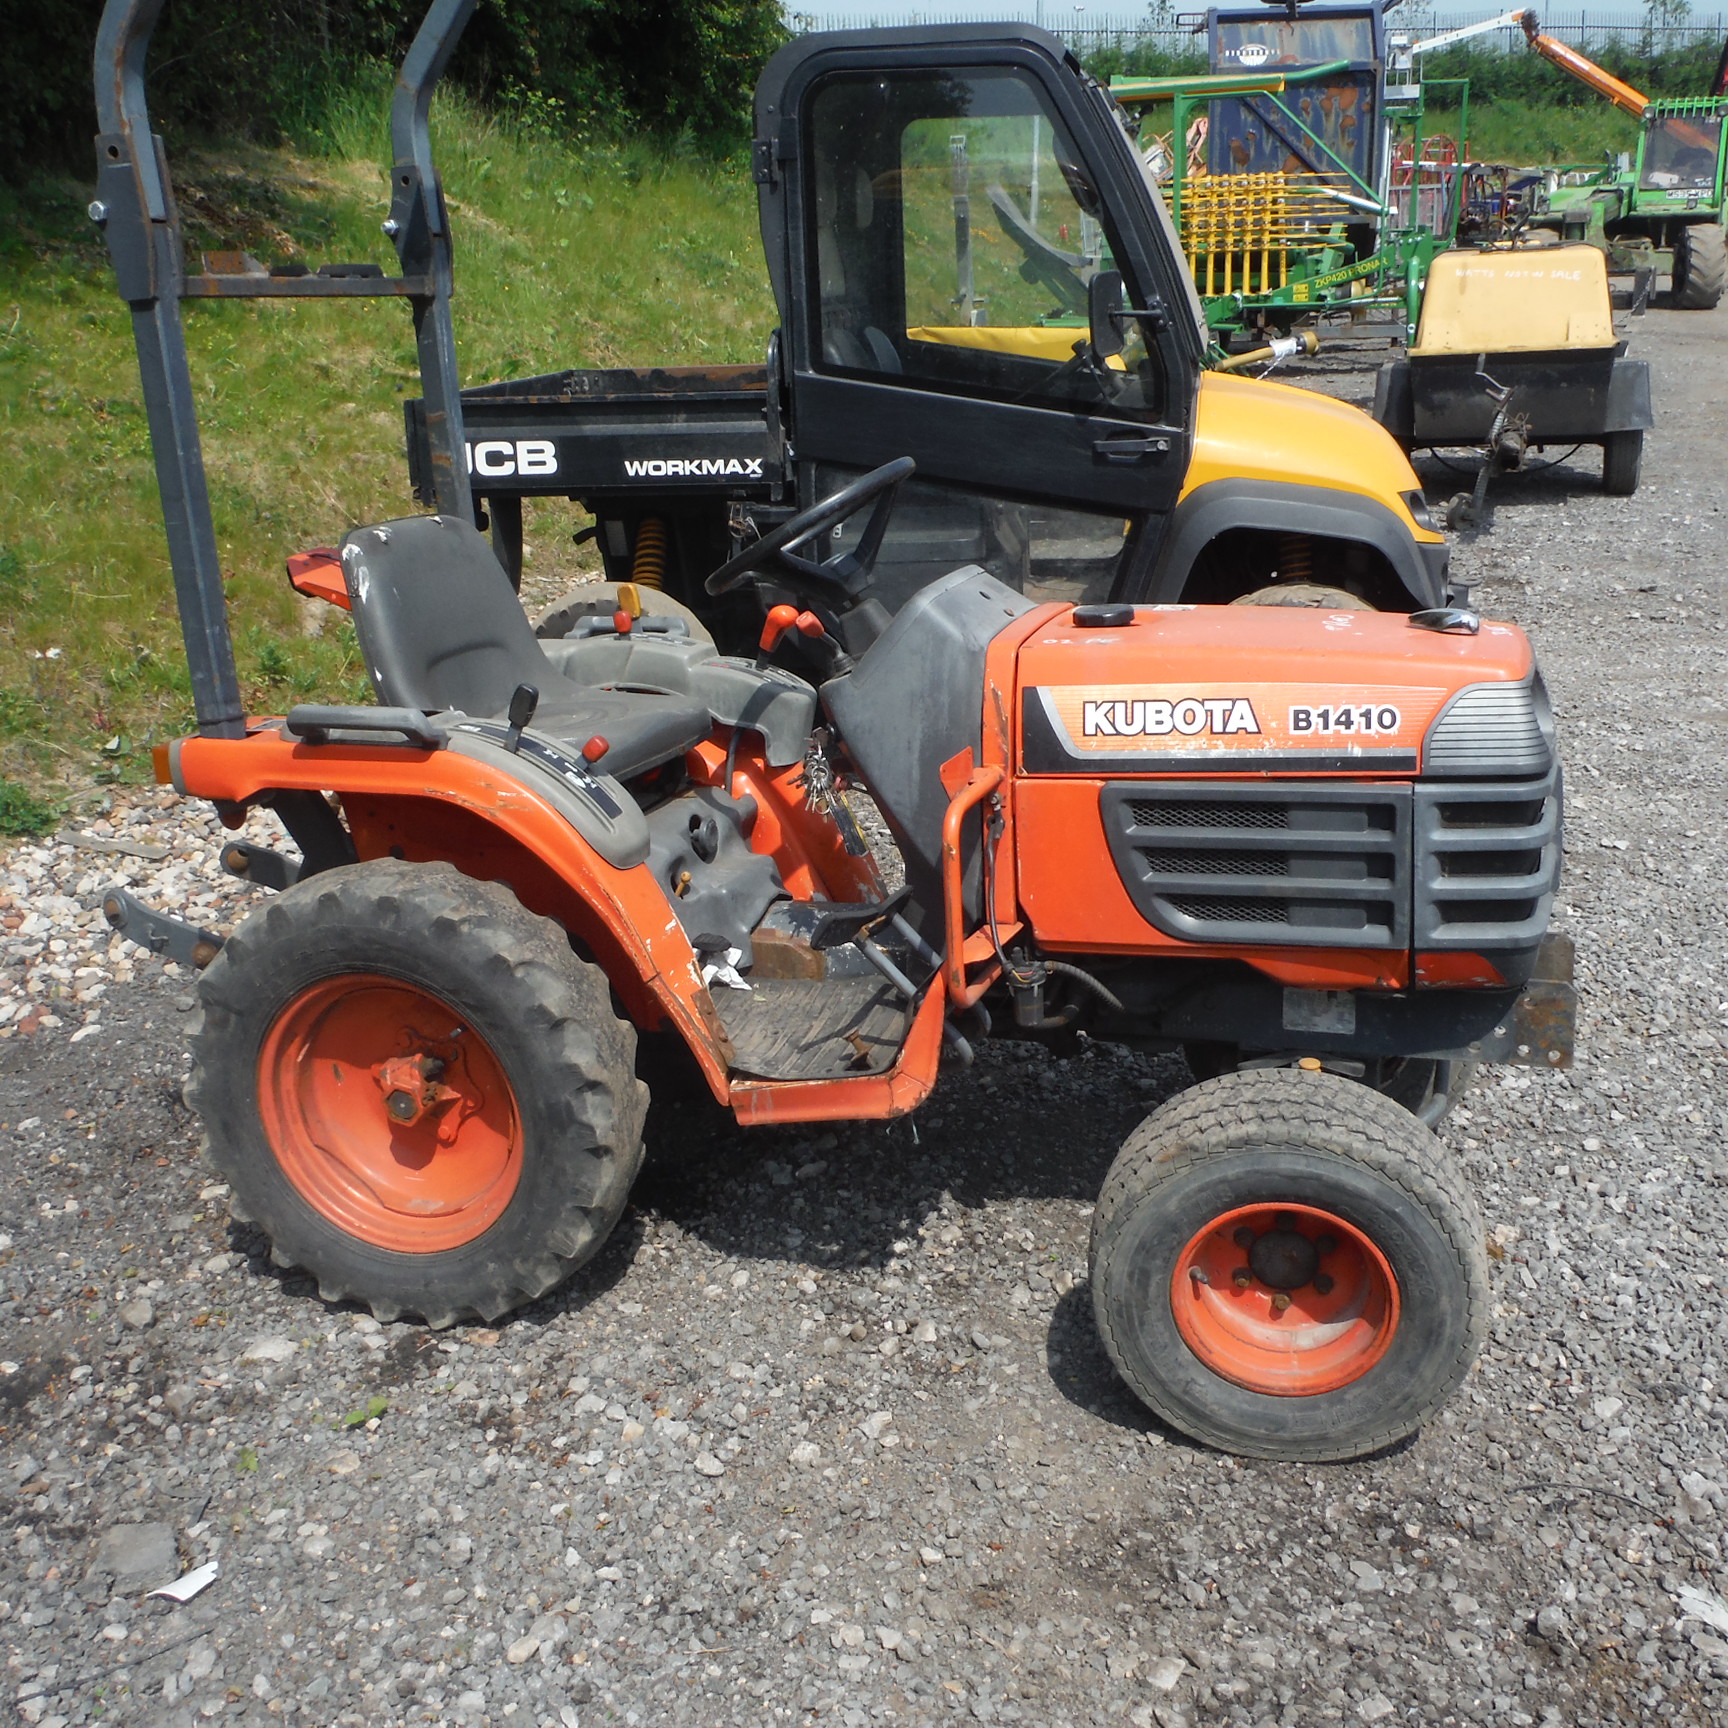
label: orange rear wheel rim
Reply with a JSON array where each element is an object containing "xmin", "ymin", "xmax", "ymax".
[
  {"xmin": 258, "ymin": 975, "xmax": 522, "ymax": 1254},
  {"xmin": 1171, "ymin": 1203, "xmax": 1400, "ymax": 1396}
]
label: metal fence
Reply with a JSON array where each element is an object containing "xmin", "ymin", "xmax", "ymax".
[{"xmin": 795, "ymin": 9, "xmax": 1728, "ymax": 52}]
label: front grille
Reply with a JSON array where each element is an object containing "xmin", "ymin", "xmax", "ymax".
[
  {"xmin": 1102, "ymin": 784, "xmax": 1411, "ymax": 949},
  {"xmin": 1140, "ymin": 849, "xmax": 1290, "ymax": 877},
  {"xmin": 1413, "ymin": 767, "xmax": 1562, "ymax": 949},
  {"xmin": 1128, "ymin": 800, "xmax": 1289, "ymax": 831}
]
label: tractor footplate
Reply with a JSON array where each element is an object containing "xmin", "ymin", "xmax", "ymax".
[{"xmin": 712, "ymin": 976, "xmax": 915, "ymax": 1081}]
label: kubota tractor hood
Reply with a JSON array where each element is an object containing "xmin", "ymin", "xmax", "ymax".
[{"xmin": 1015, "ymin": 604, "xmax": 1546, "ymax": 779}]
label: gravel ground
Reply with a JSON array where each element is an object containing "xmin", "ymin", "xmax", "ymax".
[{"xmin": 3, "ymin": 299, "xmax": 1728, "ymax": 1728}]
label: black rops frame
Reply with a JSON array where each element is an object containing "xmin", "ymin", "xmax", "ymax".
[{"xmin": 91, "ymin": 0, "xmax": 478, "ymax": 739}]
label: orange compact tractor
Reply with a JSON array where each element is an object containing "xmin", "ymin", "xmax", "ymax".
[{"xmin": 93, "ymin": 0, "xmax": 1571, "ymax": 1460}]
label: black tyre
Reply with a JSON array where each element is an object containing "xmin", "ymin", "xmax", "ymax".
[
  {"xmin": 1600, "ymin": 430, "xmax": 1643, "ymax": 497},
  {"xmin": 1230, "ymin": 583, "xmax": 1374, "ymax": 610},
  {"xmin": 1375, "ymin": 1057, "xmax": 1475, "ymax": 1126},
  {"xmin": 1089, "ymin": 1068, "xmax": 1487, "ymax": 1461},
  {"xmin": 1671, "ymin": 222, "xmax": 1727, "ymax": 311},
  {"xmin": 190, "ymin": 860, "xmax": 647, "ymax": 1326}
]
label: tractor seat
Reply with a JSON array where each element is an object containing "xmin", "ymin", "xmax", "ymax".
[{"xmin": 340, "ymin": 515, "xmax": 710, "ymax": 779}]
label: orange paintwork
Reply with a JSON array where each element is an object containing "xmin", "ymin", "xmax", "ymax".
[
  {"xmin": 257, "ymin": 973, "xmax": 522, "ymax": 1253},
  {"xmin": 730, "ymin": 981, "xmax": 947, "ymax": 1124},
  {"xmin": 1414, "ymin": 951, "xmax": 1507, "ymax": 988},
  {"xmin": 685, "ymin": 734, "xmax": 885, "ymax": 905},
  {"xmin": 168, "ymin": 728, "xmax": 941, "ymax": 1125},
  {"xmin": 942, "ymin": 764, "xmax": 1005, "ymax": 1008},
  {"xmin": 1186, "ymin": 373, "xmax": 1442, "ymax": 550},
  {"xmin": 1010, "ymin": 777, "xmax": 1410, "ymax": 985},
  {"xmin": 1171, "ymin": 1203, "xmax": 1401, "ymax": 1396},
  {"xmin": 1016, "ymin": 603, "xmax": 1531, "ymax": 775},
  {"xmin": 172, "ymin": 730, "xmax": 737, "ymax": 1096},
  {"xmin": 1006, "ymin": 606, "xmax": 1534, "ymax": 983}
]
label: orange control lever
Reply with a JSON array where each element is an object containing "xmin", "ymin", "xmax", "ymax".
[{"xmin": 758, "ymin": 603, "xmax": 802, "ymax": 655}]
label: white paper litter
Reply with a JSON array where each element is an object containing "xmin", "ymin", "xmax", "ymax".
[
  {"xmin": 700, "ymin": 947, "xmax": 752, "ymax": 992},
  {"xmin": 147, "ymin": 1560, "xmax": 219, "ymax": 1603},
  {"xmin": 1676, "ymin": 1583, "xmax": 1728, "ymax": 1636}
]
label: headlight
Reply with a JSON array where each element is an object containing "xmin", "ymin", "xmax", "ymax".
[
  {"xmin": 1401, "ymin": 489, "xmax": 1439, "ymax": 533},
  {"xmin": 1424, "ymin": 675, "xmax": 1553, "ymax": 778}
]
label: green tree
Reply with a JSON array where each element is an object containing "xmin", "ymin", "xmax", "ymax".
[{"xmin": 0, "ymin": 0, "xmax": 787, "ymax": 176}]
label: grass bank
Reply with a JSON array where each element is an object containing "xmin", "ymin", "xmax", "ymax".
[{"xmin": 0, "ymin": 77, "xmax": 770, "ymax": 810}]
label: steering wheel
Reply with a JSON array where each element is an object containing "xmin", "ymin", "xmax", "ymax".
[{"xmin": 705, "ymin": 456, "xmax": 915, "ymax": 598}]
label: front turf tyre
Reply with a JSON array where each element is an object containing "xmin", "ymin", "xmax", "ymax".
[
  {"xmin": 1089, "ymin": 1068, "xmax": 1487, "ymax": 1462},
  {"xmin": 189, "ymin": 860, "xmax": 647, "ymax": 1326},
  {"xmin": 1600, "ymin": 429, "xmax": 1643, "ymax": 498},
  {"xmin": 1375, "ymin": 1056, "xmax": 1475, "ymax": 1126},
  {"xmin": 1671, "ymin": 222, "xmax": 1727, "ymax": 311}
]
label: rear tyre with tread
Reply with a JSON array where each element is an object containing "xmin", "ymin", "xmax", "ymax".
[
  {"xmin": 1089, "ymin": 1069, "xmax": 1487, "ymax": 1461},
  {"xmin": 1671, "ymin": 222, "xmax": 1727, "ymax": 311},
  {"xmin": 1601, "ymin": 429, "xmax": 1643, "ymax": 497},
  {"xmin": 190, "ymin": 860, "xmax": 647, "ymax": 1326}
]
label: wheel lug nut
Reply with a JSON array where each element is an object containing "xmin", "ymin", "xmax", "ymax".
[
  {"xmin": 386, "ymin": 1090, "xmax": 416, "ymax": 1121},
  {"xmin": 1232, "ymin": 1268, "xmax": 1253, "ymax": 1290},
  {"xmin": 1314, "ymin": 1272, "xmax": 1335, "ymax": 1295},
  {"xmin": 1233, "ymin": 1226, "xmax": 1256, "ymax": 1249},
  {"xmin": 1271, "ymin": 1292, "xmax": 1292, "ymax": 1313},
  {"xmin": 1316, "ymin": 1234, "xmax": 1338, "ymax": 1257}
]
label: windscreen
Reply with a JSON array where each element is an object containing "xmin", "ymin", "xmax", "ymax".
[{"xmin": 1639, "ymin": 114, "xmax": 1723, "ymax": 191}]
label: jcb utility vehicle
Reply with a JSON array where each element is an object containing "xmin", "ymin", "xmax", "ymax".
[
  {"xmin": 411, "ymin": 22, "xmax": 1460, "ymax": 620},
  {"xmin": 93, "ymin": 0, "xmax": 1573, "ymax": 1463}
]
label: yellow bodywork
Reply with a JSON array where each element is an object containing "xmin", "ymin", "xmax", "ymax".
[
  {"xmin": 903, "ymin": 326, "xmax": 1440, "ymax": 549},
  {"xmin": 907, "ymin": 325, "xmax": 1109, "ymax": 363},
  {"xmin": 1187, "ymin": 373, "xmax": 1440, "ymax": 545},
  {"xmin": 1411, "ymin": 246, "xmax": 1617, "ymax": 357}
]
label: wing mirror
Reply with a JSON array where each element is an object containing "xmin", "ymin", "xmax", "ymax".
[{"xmin": 1088, "ymin": 269, "xmax": 1170, "ymax": 360}]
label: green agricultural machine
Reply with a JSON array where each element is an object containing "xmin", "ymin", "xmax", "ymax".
[
  {"xmin": 1518, "ymin": 12, "xmax": 1727, "ymax": 309},
  {"xmin": 1110, "ymin": 2, "xmax": 1521, "ymax": 347}
]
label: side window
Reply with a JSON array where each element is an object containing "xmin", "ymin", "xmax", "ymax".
[{"xmin": 806, "ymin": 69, "xmax": 1166, "ymax": 418}]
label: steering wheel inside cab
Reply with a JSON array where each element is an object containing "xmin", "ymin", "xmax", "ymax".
[{"xmin": 704, "ymin": 456, "xmax": 915, "ymax": 673}]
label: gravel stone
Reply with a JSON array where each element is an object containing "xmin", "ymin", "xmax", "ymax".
[
  {"xmin": 116, "ymin": 1298, "xmax": 153, "ymax": 1329},
  {"xmin": 2, "ymin": 304, "xmax": 1725, "ymax": 1726}
]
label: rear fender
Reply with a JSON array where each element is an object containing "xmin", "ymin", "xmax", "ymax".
[{"xmin": 166, "ymin": 731, "xmax": 736, "ymax": 1099}]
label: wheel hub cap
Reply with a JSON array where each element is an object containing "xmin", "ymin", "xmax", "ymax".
[
  {"xmin": 1171, "ymin": 1202, "xmax": 1400, "ymax": 1396},
  {"xmin": 258, "ymin": 975, "xmax": 522, "ymax": 1253}
]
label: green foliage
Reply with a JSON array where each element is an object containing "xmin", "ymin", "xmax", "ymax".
[
  {"xmin": 3, "ymin": 0, "xmax": 786, "ymax": 178},
  {"xmin": 1419, "ymin": 38, "xmax": 1726, "ymax": 110},
  {"xmin": 1076, "ymin": 39, "xmax": 1207, "ymax": 86},
  {"xmin": 0, "ymin": 779, "xmax": 56, "ymax": 838},
  {"xmin": 341, "ymin": 1395, "xmax": 389, "ymax": 1428},
  {"xmin": 0, "ymin": 85, "xmax": 771, "ymax": 777}
]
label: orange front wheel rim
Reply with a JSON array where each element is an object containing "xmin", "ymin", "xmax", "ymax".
[
  {"xmin": 258, "ymin": 975, "xmax": 522, "ymax": 1254},
  {"xmin": 1171, "ymin": 1203, "xmax": 1400, "ymax": 1396}
]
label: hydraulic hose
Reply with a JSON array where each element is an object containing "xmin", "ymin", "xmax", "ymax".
[{"xmin": 1214, "ymin": 329, "xmax": 1320, "ymax": 373}]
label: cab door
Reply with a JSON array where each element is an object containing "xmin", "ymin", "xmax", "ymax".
[{"xmin": 753, "ymin": 25, "xmax": 1205, "ymax": 608}]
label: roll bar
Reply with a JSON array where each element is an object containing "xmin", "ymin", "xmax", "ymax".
[{"xmin": 91, "ymin": 0, "xmax": 478, "ymax": 737}]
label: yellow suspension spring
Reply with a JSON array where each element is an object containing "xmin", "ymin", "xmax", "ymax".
[
  {"xmin": 1279, "ymin": 533, "xmax": 1314, "ymax": 585},
  {"xmin": 631, "ymin": 517, "xmax": 668, "ymax": 590}
]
